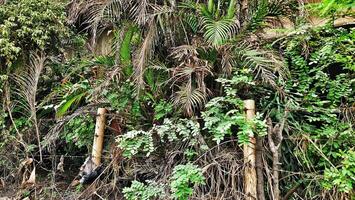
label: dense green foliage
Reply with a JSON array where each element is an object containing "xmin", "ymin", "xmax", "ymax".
[
  {"xmin": 0, "ymin": 0, "xmax": 354, "ymax": 199},
  {"xmin": 123, "ymin": 180, "xmax": 165, "ymax": 200},
  {"xmin": 0, "ymin": 0, "xmax": 69, "ymax": 67},
  {"xmin": 170, "ymin": 163, "xmax": 205, "ymax": 200},
  {"xmin": 279, "ymin": 26, "xmax": 355, "ymax": 194}
]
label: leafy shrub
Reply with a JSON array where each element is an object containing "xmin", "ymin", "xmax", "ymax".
[
  {"xmin": 202, "ymin": 72, "xmax": 267, "ymax": 144},
  {"xmin": 117, "ymin": 118, "xmax": 201, "ymax": 159},
  {"xmin": 280, "ymin": 25, "xmax": 355, "ymax": 194},
  {"xmin": 170, "ymin": 163, "xmax": 205, "ymax": 200},
  {"xmin": 323, "ymin": 150, "xmax": 355, "ymax": 193},
  {"xmin": 61, "ymin": 116, "xmax": 95, "ymax": 150},
  {"xmin": 155, "ymin": 118, "xmax": 200, "ymax": 144},
  {"xmin": 0, "ymin": 0, "xmax": 70, "ymax": 66}
]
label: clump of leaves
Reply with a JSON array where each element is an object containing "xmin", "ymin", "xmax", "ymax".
[
  {"xmin": 202, "ymin": 70, "xmax": 267, "ymax": 144},
  {"xmin": 61, "ymin": 116, "xmax": 95, "ymax": 150},
  {"xmin": 170, "ymin": 163, "xmax": 205, "ymax": 200},
  {"xmin": 116, "ymin": 130, "xmax": 155, "ymax": 158},
  {"xmin": 123, "ymin": 180, "xmax": 166, "ymax": 200},
  {"xmin": 322, "ymin": 150, "xmax": 355, "ymax": 193}
]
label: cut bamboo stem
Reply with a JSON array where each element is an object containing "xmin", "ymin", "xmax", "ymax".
[
  {"xmin": 243, "ymin": 99, "xmax": 257, "ymax": 200},
  {"xmin": 92, "ymin": 108, "xmax": 107, "ymax": 166}
]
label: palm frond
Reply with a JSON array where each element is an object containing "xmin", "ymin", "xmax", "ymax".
[
  {"xmin": 184, "ymin": 13, "xmax": 199, "ymax": 33},
  {"xmin": 131, "ymin": 0, "xmax": 150, "ymax": 26},
  {"xmin": 248, "ymin": 0, "xmax": 296, "ymax": 30},
  {"xmin": 234, "ymin": 43, "xmax": 289, "ymax": 89},
  {"xmin": 13, "ymin": 52, "xmax": 46, "ymax": 118},
  {"xmin": 219, "ymin": 45, "xmax": 236, "ymax": 75},
  {"xmin": 13, "ymin": 51, "xmax": 46, "ymax": 161},
  {"xmin": 169, "ymin": 45, "xmax": 213, "ymax": 115},
  {"xmin": 172, "ymin": 85, "xmax": 208, "ymax": 117},
  {"xmin": 133, "ymin": 19, "xmax": 158, "ymax": 92},
  {"xmin": 151, "ymin": 3, "xmax": 184, "ymax": 47},
  {"xmin": 248, "ymin": 0, "xmax": 268, "ymax": 30},
  {"xmin": 202, "ymin": 17, "xmax": 239, "ymax": 46},
  {"xmin": 70, "ymin": 0, "xmax": 124, "ymax": 47}
]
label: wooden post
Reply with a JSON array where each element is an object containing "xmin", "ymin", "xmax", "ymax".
[
  {"xmin": 243, "ymin": 100, "xmax": 257, "ymax": 200},
  {"xmin": 92, "ymin": 108, "xmax": 107, "ymax": 166}
]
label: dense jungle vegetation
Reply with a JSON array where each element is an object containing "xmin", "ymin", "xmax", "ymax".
[{"xmin": 0, "ymin": 0, "xmax": 354, "ymax": 199}]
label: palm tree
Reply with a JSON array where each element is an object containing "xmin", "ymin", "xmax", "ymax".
[{"xmin": 67, "ymin": 0, "xmax": 293, "ymax": 116}]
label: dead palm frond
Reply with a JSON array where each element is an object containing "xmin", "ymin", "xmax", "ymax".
[
  {"xmin": 150, "ymin": 3, "xmax": 182, "ymax": 46},
  {"xmin": 133, "ymin": 19, "xmax": 158, "ymax": 92},
  {"xmin": 68, "ymin": 0, "xmax": 126, "ymax": 48},
  {"xmin": 219, "ymin": 45, "xmax": 236, "ymax": 75},
  {"xmin": 172, "ymin": 84, "xmax": 208, "ymax": 117},
  {"xmin": 130, "ymin": 0, "xmax": 150, "ymax": 26},
  {"xmin": 170, "ymin": 45, "xmax": 213, "ymax": 116},
  {"xmin": 13, "ymin": 52, "xmax": 47, "ymax": 162}
]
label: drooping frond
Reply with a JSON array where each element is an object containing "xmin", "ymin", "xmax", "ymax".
[
  {"xmin": 169, "ymin": 45, "xmax": 213, "ymax": 115},
  {"xmin": 233, "ymin": 43, "xmax": 289, "ymax": 89},
  {"xmin": 219, "ymin": 45, "xmax": 236, "ymax": 75},
  {"xmin": 130, "ymin": 0, "xmax": 150, "ymax": 26},
  {"xmin": 170, "ymin": 45, "xmax": 213, "ymax": 89},
  {"xmin": 150, "ymin": 3, "xmax": 184, "ymax": 47},
  {"xmin": 173, "ymin": 85, "xmax": 207, "ymax": 117},
  {"xmin": 68, "ymin": 0, "xmax": 125, "ymax": 46},
  {"xmin": 13, "ymin": 51, "xmax": 47, "ymax": 161},
  {"xmin": 13, "ymin": 52, "xmax": 46, "ymax": 117},
  {"xmin": 202, "ymin": 17, "xmax": 239, "ymax": 46},
  {"xmin": 133, "ymin": 19, "xmax": 158, "ymax": 92}
]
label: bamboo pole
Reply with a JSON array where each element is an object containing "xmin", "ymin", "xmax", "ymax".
[
  {"xmin": 92, "ymin": 108, "xmax": 107, "ymax": 166},
  {"xmin": 243, "ymin": 100, "xmax": 257, "ymax": 200}
]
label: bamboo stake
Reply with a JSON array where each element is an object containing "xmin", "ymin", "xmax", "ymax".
[
  {"xmin": 92, "ymin": 108, "xmax": 107, "ymax": 166},
  {"xmin": 243, "ymin": 99, "xmax": 257, "ymax": 200}
]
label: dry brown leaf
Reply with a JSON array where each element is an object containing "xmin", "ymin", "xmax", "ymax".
[
  {"xmin": 26, "ymin": 167, "xmax": 36, "ymax": 184},
  {"xmin": 0, "ymin": 178, "xmax": 4, "ymax": 189},
  {"xmin": 17, "ymin": 158, "xmax": 33, "ymax": 175}
]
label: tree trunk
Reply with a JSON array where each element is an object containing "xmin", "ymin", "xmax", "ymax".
[
  {"xmin": 243, "ymin": 99, "xmax": 257, "ymax": 200},
  {"xmin": 272, "ymin": 151, "xmax": 280, "ymax": 200},
  {"xmin": 267, "ymin": 111, "xmax": 287, "ymax": 200},
  {"xmin": 92, "ymin": 108, "xmax": 107, "ymax": 166}
]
